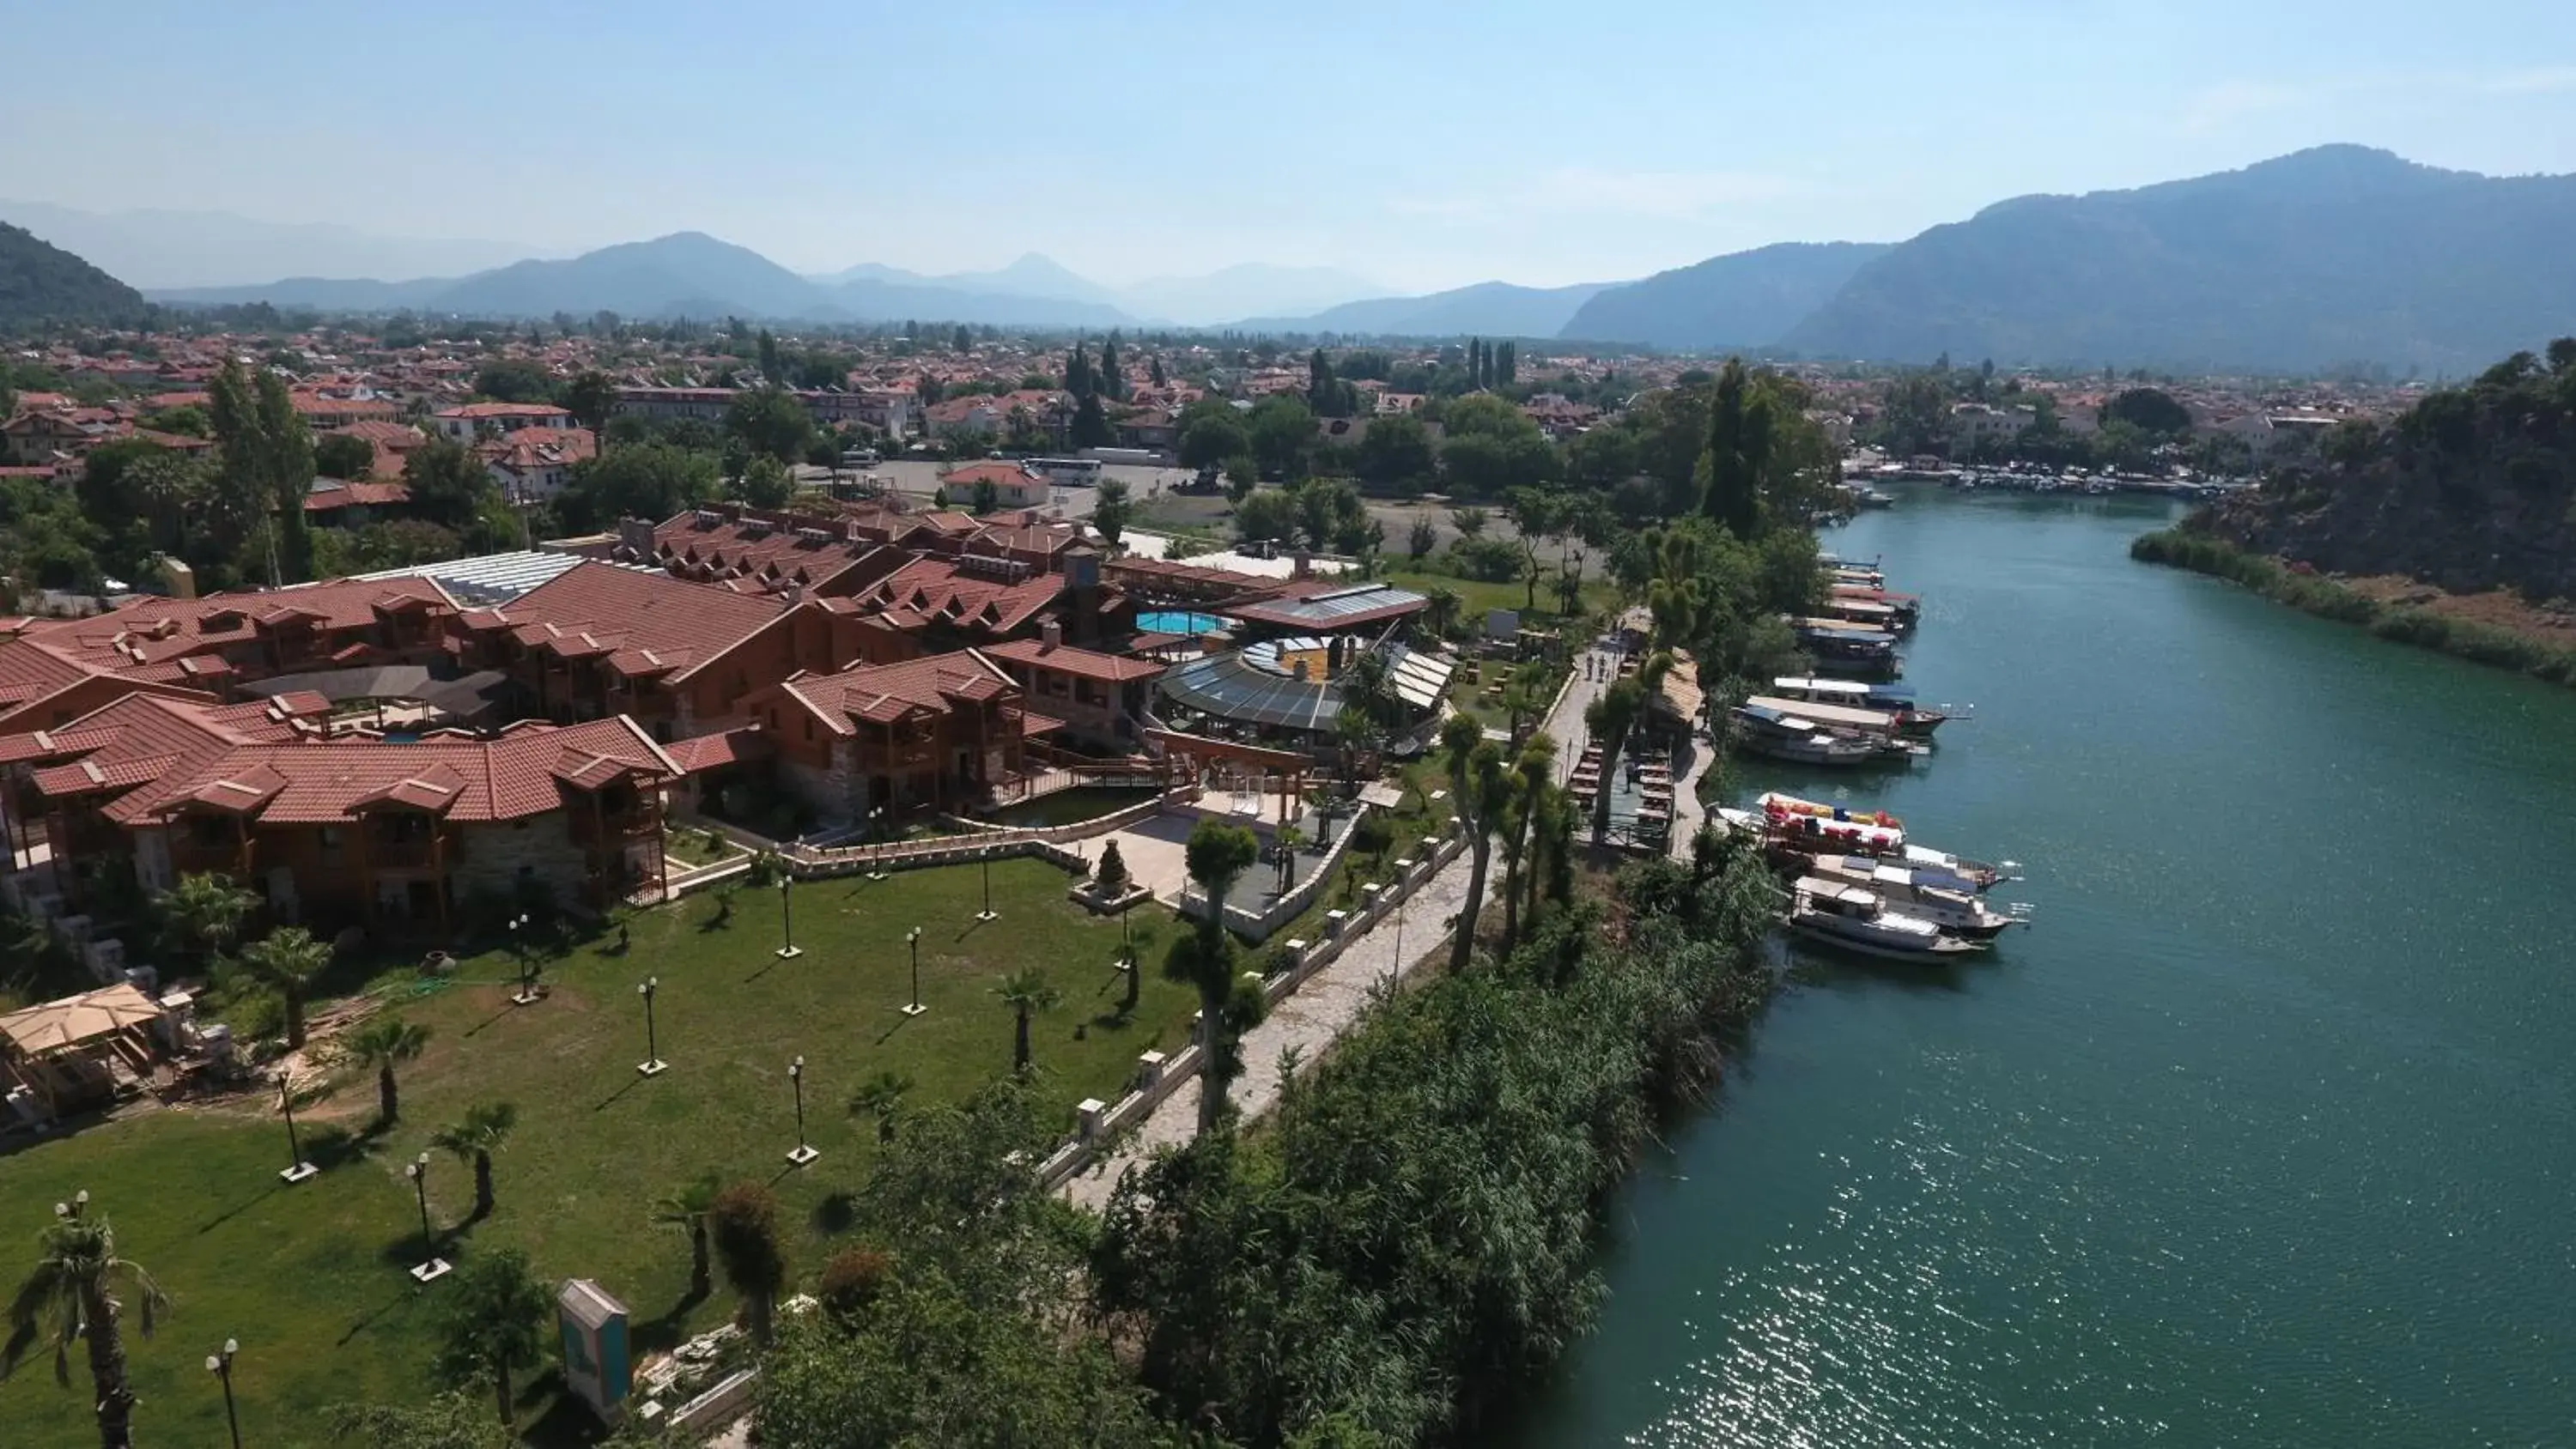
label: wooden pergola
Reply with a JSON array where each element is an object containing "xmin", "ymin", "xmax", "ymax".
[
  {"xmin": 0, "ymin": 982, "xmax": 163, "ymax": 1121},
  {"xmin": 1145, "ymin": 727, "xmax": 1310, "ymax": 825}
]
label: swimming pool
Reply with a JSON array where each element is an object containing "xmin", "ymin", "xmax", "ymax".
[{"xmin": 1137, "ymin": 609, "xmax": 1227, "ymax": 636}]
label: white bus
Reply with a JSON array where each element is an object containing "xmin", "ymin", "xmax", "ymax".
[{"xmin": 1030, "ymin": 457, "xmax": 1103, "ymax": 483}]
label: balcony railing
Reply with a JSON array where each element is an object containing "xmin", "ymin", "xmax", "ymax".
[
  {"xmin": 366, "ymin": 836, "xmax": 453, "ymax": 871},
  {"xmin": 571, "ymin": 809, "xmax": 663, "ymax": 845}
]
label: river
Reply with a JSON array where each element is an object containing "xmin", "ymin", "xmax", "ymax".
[{"xmin": 1513, "ymin": 489, "xmax": 2576, "ymax": 1446}]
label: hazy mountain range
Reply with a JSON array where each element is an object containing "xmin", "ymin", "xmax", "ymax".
[
  {"xmin": 0, "ymin": 200, "xmax": 551, "ymax": 291},
  {"xmin": 12, "ymin": 147, "xmax": 2576, "ymax": 369}
]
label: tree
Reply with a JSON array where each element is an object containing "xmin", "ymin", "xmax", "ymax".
[
  {"xmin": 471, "ymin": 361, "xmax": 553, "ymax": 403},
  {"xmin": 1069, "ymin": 390, "xmax": 1111, "ymax": 448},
  {"xmin": 402, "ymin": 436, "xmax": 499, "ymax": 531},
  {"xmin": 992, "ymin": 968, "xmax": 1061, "ymax": 1076},
  {"xmin": 734, "ymin": 454, "xmax": 794, "ymax": 508},
  {"xmin": 325, "ymin": 1391, "xmax": 512, "ymax": 1449},
  {"xmin": 848, "ymin": 1070, "xmax": 914, "ymax": 1144},
  {"xmin": 1091, "ymin": 476, "xmax": 1132, "ymax": 546},
  {"xmin": 1502, "ymin": 487, "xmax": 1560, "ymax": 610},
  {"xmin": 1700, "ymin": 359, "xmax": 1771, "ymax": 541},
  {"xmin": 2104, "ymin": 386, "xmax": 2192, "ymax": 435},
  {"xmin": 1150, "ymin": 355, "xmax": 1168, "ymax": 388},
  {"xmin": 3, "ymin": 1193, "xmax": 167, "ymax": 1449},
  {"xmin": 1407, "ymin": 513, "xmax": 1437, "ymax": 560},
  {"xmin": 563, "ymin": 370, "xmax": 617, "ymax": 432},
  {"xmin": 558, "ymin": 442, "xmax": 720, "ymax": 531},
  {"xmin": 970, "ymin": 478, "xmax": 999, "ymax": 515},
  {"xmin": 1355, "ymin": 413, "xmax": 1434, "ymax": 490},
  {"xmin": 1497, "ymin": 734, "xmax": 1556, "ymax": 952},
  {"xmin": 1585, "ymin": 654, "xmax": 1669, "ymax": 846},
  {"xmin": 237, "ymin": 925, "xmax": 331, "ymax": 1049},
  {"xmin": 1496, "ymin": 339, "xmax": 1517, "ymax": 385},
  {"xmin": 1421, "ymin": 584, "xmax": 1462, "ymax": 640},
  {"xmin": 313, "ymin": 432, "xmax": 376, "ymax": 481},
  {"xmin": 210, "ymin": 361, "xmax": 318, "ymax": 585},
  {"xmin": 651, "ymin": 1172, "xmax": 723, "ymax": 1302},
  {"xmin": 1248, "ymin": 394, "xmax": 1315, "ymax": 477},
  {"xmin": 157, "ymin": 870, "xmax": 255, "ymax": 971},
  {"xmin": 1224, "ymin": 454, "xmax": 1259, "ymax": 501},
  {"xmin": 431, "ymin": 1101, "xmax": 518, "ymax": 1218},
  {"xmin": 1438, "ymin": 716, "xmax": 1500, "ymax": 973},
  {"xmin": 1178, "ymin": 409, "xmax": 1251, "ymax": 471},
  {"xmin": 756, "ymin": 329, "xmax": 784, "ymax": 385},
  {"xmin": 711, "ymin": 1182, "xmax": 788, "ymax": 1344},
  {"xmin": 1173, "ymin": 820, "xmax": 1261, "ymax": 1135},
  {"xmin": 726, "ymin": 387, "xmax": 815, "ymax": 464},
  {"xmin": 432, "ymin": 1247, "xmax": 550, "ymax": 1429},
  {"xmin": 344, "ymin": 1016, "xmax": 430, "ymax": 1125},
  {"xmin": 1098, "ymin": 336, "xmax": 1122, "ymax": 400},
  {"xmin": 1233, "ymin": 488, "xmax": 1301, "ymax": 548}
]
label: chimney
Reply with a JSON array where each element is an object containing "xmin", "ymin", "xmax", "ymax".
[
  {"xmin": 1291, "ymin": 549, "xmax": 1312, "ymax": 579},
  {"xmin": 616, "ymin": 517, "xmax": 656, "ymax": 560},
  {"xmin": 1040, "ymin": 618, "xmax": 1062, "ymax": 650},
  {"xmin": 161, "ymin": 557, "xmax": 197, "ymax": 600}
]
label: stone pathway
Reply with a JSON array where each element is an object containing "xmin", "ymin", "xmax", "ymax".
[{"xmin": 1065, "ymin": 640, "xmax": 1614, "ymax": 1211}]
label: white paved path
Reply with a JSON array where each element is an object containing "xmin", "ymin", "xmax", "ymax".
[{"xmin": 1065, "ymin": 637, "xmax": 1617, "ymax": 1211}]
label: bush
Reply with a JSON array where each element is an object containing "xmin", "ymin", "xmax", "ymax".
[
  {"xmin": 1093, "ymin": 840, "xmax": 1129, "ymax": 894},
  {"xmin": 817, "ymin": 1244, "xmax": 894, "ymax": 1323}
]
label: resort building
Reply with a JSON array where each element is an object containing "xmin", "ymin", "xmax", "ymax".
[{"xmin": 742, "ymin": 649, "xmax": 1042, "ymax": 825}]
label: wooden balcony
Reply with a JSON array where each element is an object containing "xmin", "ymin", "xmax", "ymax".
[
  {"xmin": 365, "ymin": 834, "xmax": 456, "ymax": 871},
  {"xmin": 569, "ymin": 807, "xmax": 664, "ymax": 846}
]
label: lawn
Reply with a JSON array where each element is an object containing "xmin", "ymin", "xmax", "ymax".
[
  {"xmin": 1384, "ymin": 565, "xmax": 1619, "ymax": 634},
  {"xmin": 0, "ymin": 858, "xmax": 1199, "ymax": 1448}
]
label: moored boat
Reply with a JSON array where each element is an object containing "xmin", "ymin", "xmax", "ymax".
[
  {"xmin": 1804, "ymin": 854, "xmax": 2024, "ymax": 938},
  {"xmin": 1790, "ymin": 618, "xmax": 1901, "ymax": 676},
  {"xmin": 1788, "ymin": 877, "xmax": 1986, "ymax": 961},
  {"xmin": 1769, "ymin": 676, "xmax": 1953, "ymax": 736},
  {"xmin": 1730, "ymin": 704, "xmax": 1915, "ymax": 766}
]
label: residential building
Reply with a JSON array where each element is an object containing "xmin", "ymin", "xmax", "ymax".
[
  {"xmin": 742, "ymin": 649, "xmax": 1039, "ymax": 824},
  {"xmin": 981, "ymin": 628, "xmax": 1163, "ymax": 751},
  {"xmin": 938, "ymin": 460, "xmax": 1053, "ymax": 511},
  {"xmin": 432, "ymin": 402, "xmax": 574, "ymax": 443},
  {"xmin": 479, "ymin": 426, "xmax": 597, "ymax": 503}
]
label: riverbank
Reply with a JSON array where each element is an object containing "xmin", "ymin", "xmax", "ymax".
[{"xmin": 2131, "ymin": 527, "xmax": 2576, "ymax": 686}]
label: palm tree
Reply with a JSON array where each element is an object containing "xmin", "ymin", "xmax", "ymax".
[
  {"xmin": 1498, "ymin": 735, "xmax": 1557, "ymax": 953},
  {"xmin": 1273, "ymin": 824, "xmax": 1307, "ymax": 896},
  {"xmin": 158, "ymin": 870, "xmax": 256, "ymax": 971},
  {"xmin": 1171, "ymin": 818, "xmax": 1259, "ymax": 1135},
  {"xmin": 432, "ymin": 1246, "xmax": 549, "ymax": 1428},
  {"xmin": 1438, "ymin": 715, "xmax": 1503, "ymax": 974},
  {"xmin": 993, "ymin": 968, "xmax": 1061, "ymax": 1076},
  {"xmin": 236, "ymin": 925, "xmax": 331, "ymax": 1050},
  {"xmin": 709, "ymin": 1183, "xmax": 787, "ymax": 1345},
  {"xmin": 650, "ymin": 1172, "xmax": 723, "ymax": 1301},
  {"xmin": 430, "ymin": 1102, "xmax": 517, "ymax": 1218},
  {"xmin": 1422, "ymin": 584, "xmax": 1463, "ymax": 640},
  {"xmin": 848, "ymin": 1070, "xmax": 914, "ymax": 1144},
  {"xmin": 3, "ymin": 1192, "xmax": 167, "ymax": 1449},
  {"xmin": 343, "ymin": 1016, "xmax": 429, "ymax": 1124},
  {"xmin": 1585, "ymin": 652, "xmax": 1672, "ymax": 846}
]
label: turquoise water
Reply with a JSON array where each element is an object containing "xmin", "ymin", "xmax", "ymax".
[
  {"xmin": 1514, "ymin": 491, "xmax": 2576, "ymax": 1446},
  {"xmin": 1138, "ymin": 609, "xmax": 1226, "ymax": 636}
]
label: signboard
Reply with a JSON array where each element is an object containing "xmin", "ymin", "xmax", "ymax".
[
  {"xmin": 556, "ymin": 1278, "xmax": 632, "ymax": 1424},
  {"xmin": 1485, "ymin": 608, "xmax": 1520, "ymax": 642}
]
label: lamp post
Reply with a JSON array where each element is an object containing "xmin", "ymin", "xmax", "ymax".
[
  {"xmin": 207, "ymin": 1338, "xmax": 242, "ymax": 1449},
  {"xmin": 404, "ymin": 1152, "xmax": 449, "ymax": 1282},
  {"xmin": 975, "ymin": 847, "xmax": 999, "ymax": 923},
  {"xmin": 865, "ymin": 807, "xmax": 888, "ymax": 880},
  {"xmin": 277, "ymin": 1070, "xmax": 317, "ymax": 1184},
  {"xmin": 508, "ymin": 912, "xmax": 540, "ymax": 1005},
  {"xmin": 786, "ymin": 1056, "xmax": 817, "ymax": 1166},
  {"xmin": 775, "ymin": 876, "xmax": 801, "ymax": 959},
  {"xmin": 636, "ymin": 977, "xmax": 666, "ymax": 1076},
  {"xmin": 903, "ymin": 927, "xmax": 927, "ymax": 1016}
]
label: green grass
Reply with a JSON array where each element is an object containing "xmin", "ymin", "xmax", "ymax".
[
  {"xmin": 979, "ymin": 785, "xmax": 1162, "ymax": 828},
  {"xmin": 0, "ymin": 858, "xmax": 1198, "ymax": 1448},
  {"xmin": 658, "ymin": 827, "xmax": 740, "ymax": 869},
  {"xmin": 1384, "ymin": 566, "xmax": 1617, "ymax": 634}
]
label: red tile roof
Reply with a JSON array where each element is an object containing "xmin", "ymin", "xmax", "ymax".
[
  {"xmin": 774, "ymin": 651, "xmax": 1019, "ymax": 737},
  {"xmin": 19, "ymin": 576, "xmax": 456, "ymax": 675},
  {"xmin": 854, "ymin": 556, "xmax": 1062, "ymax": 638},
  {"xmin": 981, "ymin": 638, "xmax": 1164, "ymax": 683},
  {"xmin": 461, "ymin": 561, "xmax": 790, "ymax": 684},
  {"xmin": 305, "ymin": 481, "xmax": 412, "ymax": 512}
]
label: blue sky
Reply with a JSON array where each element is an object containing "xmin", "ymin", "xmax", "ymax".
[{"xmin": 4, "ymin": 0, "xmax": 2573, "ymax": 292}]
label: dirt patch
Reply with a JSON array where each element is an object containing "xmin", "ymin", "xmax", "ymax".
[{"xmin": 2337, "ymin": 574, "xmax": 2576, "ymax": 641}]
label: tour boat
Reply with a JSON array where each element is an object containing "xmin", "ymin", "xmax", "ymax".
[
  {"xmin": 1770, "ymin": 676, "xmax": 1953, "ymax": 736},
  {"xmin": 1788, "ymin": 877, "xmax": 1986, "ymax": 961},
  {"xmin": 1730, "ymin": 705, "xmax": 1918, "ymax": 767},
  {"xmin": 1803, "ymin": 854, "xmax": 2023, "ymax": 939},
  {"xmin": 1790, "ymin": 619, "xmax": 1901, "ymax": 676},
  {"xmin": 1827, "ymin": 584, "xmax": 1922, "ymax": 627}
]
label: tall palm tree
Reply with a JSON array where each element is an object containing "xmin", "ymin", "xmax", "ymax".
[
  {"xmin": 1171, "ymin": 818, "xmax": 1259, "ymax": 1135},
  {"xmin": 993, "ymin": 968, "xmax": 1061, "ymax": 1076},
  {"xmin": 1438, "ymin": 715, "xmax": 1503, "ymax": 974},
  {"xmin": 1586, "ymin": 652, "xmax": 1672, "ymax": 848},
  {"xmin": 1501, "ymin": 659, "xmax": 1553, "ymax": 742},
  {"xmin": 1273, "ymin": 824, "xmax": 1306, "ymax": 896},
  {"xmin": 343, "ymin": 1016, "xmax": 430, "ymax": 1124},
  {"xmin": 709, "ymin": 1183, "xmax": 787, "ymax": 1345},
  {"xmin": 432, "ymin": 1246, "xmax": 549, "ymax": 1429},
  {"xmin": 650, "ymin": 1172, "xmax": 722, "ymax": 1301},
  {"xmin": 430, "ymin": 1102, "xmax": 517, "ymax": 1218},
  {"xmin": 236, "ymin": 925, "xmax": 331, "ymax": 1050},
  {"xmin": 1422, "ymin": 584, "xmax": 1462, "ymax": 640},
  {"xmin": 1498, "ymin": 735, "xmax": 1557, "ymax": 953},
  {"xmin": 158, "ymin": 870, "xmax": 256, "ymax": 972},
  {"xmin": 3, "ymin": 1192, "xmax": 167, "ymax": 1449},
  {"xmin": 847, "ymin": 1070, "xmax": 913, "ymax": 1144}
]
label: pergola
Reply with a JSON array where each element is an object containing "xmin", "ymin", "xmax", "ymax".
[
  {"xmin": 0, "ymin": 981, "xmax": 163, "ymax": 1120},
  {"xmin": 1145, "ymin": 728, "xmax": 1310, "ymax": 825}
]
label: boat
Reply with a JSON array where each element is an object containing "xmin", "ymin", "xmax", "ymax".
[
  {"xmin": 1789, "ymin": 617, "xmax": 1901, "ymax": 675},
  {"xmin": 1730, "ymin": 705, "xmax": 1918, "ymax": 767},
  {"xmin": 1787, "ymin": 877, "xmax": 1986, "ymax": 961},
  {"xmin": 1750, "ymin": 793, "xmax": 2014, "ymax": 888},
  {"xmin": 1804, "ymin": 854, "xmax": 2024, "ymax": 938},
  {"xmin": 1770, "ymin": 676, "xmax": 1954, "ymax": 736},
  {"xmin": 1820, "ymin": 595, "xmax": 1909, "ymax": 634},
  {"xmin": 1827, "ymin": 583, "xmax": 1921, "ymax": 627}
]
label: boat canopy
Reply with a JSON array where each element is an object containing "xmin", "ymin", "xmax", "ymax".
[
  {"xmin": 1794, "ymin": 876, "xmax": 1880, "ymax": 909},
  {"xmin": 1744, "ymin": 694, "xmax": 1896, "ymax": 731},
  {"xmin": 1774, "ymin": 676, "xmax": 1873, "ymax": 700}
]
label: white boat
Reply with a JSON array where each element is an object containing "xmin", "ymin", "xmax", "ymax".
[
  {"xmin": 1770, "ymin": 676, "xmax": 1953, "ymax": 737},
  {"xmin": 1788, "ymin": 877, "xmax": 1986, "ymax": 961},
  {"xmin": 1730, "ymin": 705, "xmax": 1915, "ymax": 766},
  {"xmin": 1805, "ymin": 854, "xmax": 2024, "ymax": 939}
]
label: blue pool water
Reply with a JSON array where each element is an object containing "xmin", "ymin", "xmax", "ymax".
[{"xmin": 1137, "ymin": 609, "xmax": 1226, "ymax": 636}]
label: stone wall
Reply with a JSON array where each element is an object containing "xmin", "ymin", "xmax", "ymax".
[{"xmin": 452, "ymin": 814, "xmax": 586, "ymax": 910}]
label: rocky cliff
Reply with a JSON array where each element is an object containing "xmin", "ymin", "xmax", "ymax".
[{"xmin": 2193, "ymin": 342, "xmax": 2576, "ymax": 600}]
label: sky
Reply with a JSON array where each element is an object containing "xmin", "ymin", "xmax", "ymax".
[{"xmin": 4, "ymin": 0, "xmax": 2574, "ymax": 294}]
